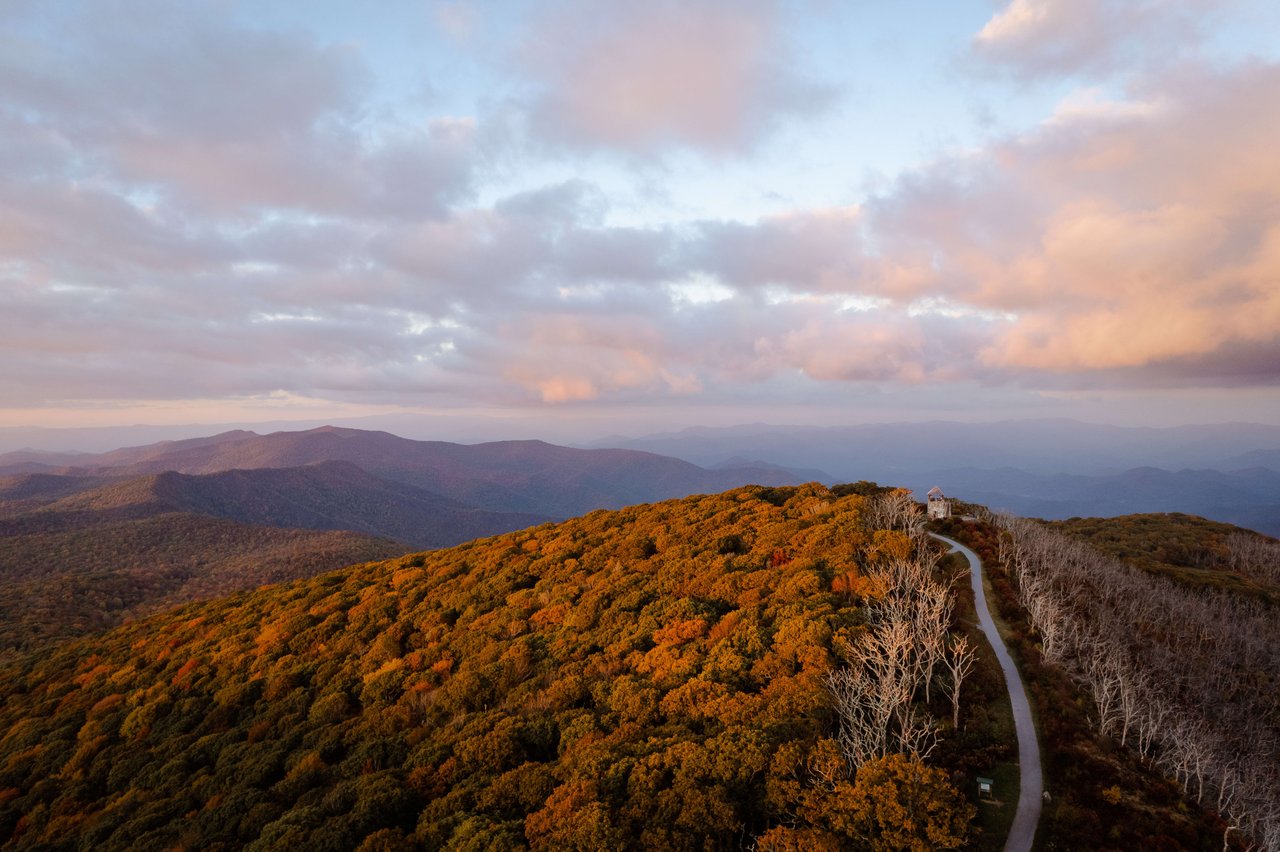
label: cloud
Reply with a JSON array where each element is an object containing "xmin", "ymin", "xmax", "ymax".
[
  {"xmin": 494, "ymin": 312, "xmax": 697, "ymax": 403},
  {"xmin": 971, "ymin": 0, "xmax": 1222, "ymax": 79},
  {"xmin": 432, "ymin": 2, "xmax": 479, "ymax": 42},
  {"xmin": 445, "ymin": 57, "xmax": 1280, "ymax": 400},
  {"xmin": 2, "ymin": 2, "xmax": 1277, "ymax": 418},
  {"xmin": 515, "ymin": 0, "xmax": 831, "ymax": 156},
  {"xmin": 455, "ymin": 293, "xmax": 983, "ymax": 405},
  {"xmin": 8, "ymin": 47, "xmax": 1280, "ymax": 409},
  {"xmin": 687, "ymin": 207, "xmax": 866, "ymax": 293},
  {"xmin": 857, "ymin": 61, "xmax": 1280, "ymax": 383},
  {"xmin": 0, "ymin": 0, "xmax": 477, "ymax": 218}
]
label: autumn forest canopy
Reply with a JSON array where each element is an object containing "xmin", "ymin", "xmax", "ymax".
[{"xmin": 0, "ymin": 484, "xmax": 988, "ymax": 850}]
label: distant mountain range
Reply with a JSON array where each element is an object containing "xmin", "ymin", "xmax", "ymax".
[
  {"xmin": 584, "ymin": 420, "xmax": 1280, "ymax": 536},
  {"xmin": 0, "ymin": 426, "xmax": 804, "ymax": 655},
  {"xmin": 4, "ymin": 421, "xmax": 1277, "ymax": 535},
  {"xmin": 0, "ymin": 461, "xmax": 546, "ymax": 549},
  {"xmin": 0, "ymin": 425, "xmax": 802, "ymax": 518},
  {"xmin": 3, "ymin": 418, "xmax": 1275, "ymax": 663},
  {"xmin": 585, "ymin": 419, "xmax": 1280, "ymax": 474},
  {"xmin": 921, "ymin": 465, "xmax": 1280, "ymax": 537}
]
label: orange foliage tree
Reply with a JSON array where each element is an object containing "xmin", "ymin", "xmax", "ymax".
[{"xmin": 846, "ymin": 753, "xmax": 976, "ymax": 851}]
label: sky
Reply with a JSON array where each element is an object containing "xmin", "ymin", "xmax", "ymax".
[{"xmin": 2, "ymin": 0, "xmax": 1279, "ymax": 438}]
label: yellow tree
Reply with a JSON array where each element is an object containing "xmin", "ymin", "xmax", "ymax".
[{"xmin": 846, "ymin": 754, "xmax": 974, "ymax": 851}]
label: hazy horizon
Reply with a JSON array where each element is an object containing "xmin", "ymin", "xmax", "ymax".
[
  {"xmin": 5, "ymin": 413, "xmax": 1280, "ymax": 457},
  {"xmin": 6, "ymin": 416, "xmax": 1279, "ymax": 536}
]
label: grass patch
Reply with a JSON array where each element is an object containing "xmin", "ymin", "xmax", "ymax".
[{"xmin": 974, "ymin": 760, "xmax": 1021, "ymax": 850}]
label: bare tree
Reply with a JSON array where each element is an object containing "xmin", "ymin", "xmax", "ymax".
[
  {"xmin": 1224, "ymin": 533, "xmax": 1280, "ymax": 587},
  {"xmin": 994, "ymin": 513, "xmax": 1280, "ymax": 850},
  {"xmin": 865, "ymin": 489, "xmax": 926, "ymax": 539},
  {"xmin": 828, "ymin": 620, "xmax": 917, "ymax": 768},
  {"xmin": 941, "ymin": 635, "xmax": 977, "ymax": 729},
  {"xmin": 826, "ymin": 546, "xmax": 962, "ymax": 770}
]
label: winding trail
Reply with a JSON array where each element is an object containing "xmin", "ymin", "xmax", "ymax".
[{"xmin": 931, "ymin": 533, "xmax": 1042, "ymax": 852}]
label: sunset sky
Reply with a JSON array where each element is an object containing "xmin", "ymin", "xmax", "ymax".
[{"xmin": 3, "ymin": 0, "xmax": 1279, "ymax": 436}]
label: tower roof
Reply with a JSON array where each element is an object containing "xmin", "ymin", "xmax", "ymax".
[{"xmin": 927, "ymin": 486, "xmax": 944, "ymax": 498}]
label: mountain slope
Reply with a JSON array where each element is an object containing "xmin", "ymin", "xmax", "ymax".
[
  {"xmin": 0, "ymin": 426, "xmax": 803, "ymax": 517},
  {"xmin": 0, "ymin": 485, "xmax": 977, "ymax": 851},
  {"xmin": 0, "ymin": 472, "xmax": 111, "ymax": 515},
  {"xmin": 0, "ymin": 512, "xmax": 404, "ymax": 660}
]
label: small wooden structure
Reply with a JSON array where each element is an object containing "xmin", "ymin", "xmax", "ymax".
[
  {"xmin": 977, "ymin": 776, "xmax": 994, "ymax": 799},
  {"xmin": 927, "ymin": 486, "xmax": 952, "ymax": 520}
]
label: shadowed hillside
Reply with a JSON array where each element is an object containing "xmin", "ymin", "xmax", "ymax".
[
  {"xmin": 0, "ymin": 513, "xmax": 404, "ymax": 661},
  {"xmin": 0, "ymin": 473, "xmax": 111, "ymax": 506},
  {"xmin": 4, "ymin": 462, "xmax": 547, "ymax": 549}
]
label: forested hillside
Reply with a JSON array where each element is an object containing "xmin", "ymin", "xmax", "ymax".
[
  {"xmin": 995, "ymin": 515, "xmax": 1280, "ymax": 849},
  {"xmin": 0, "ymin": 485, "xmax": 990, "ymax": 850},
  {"xmin": 1049, "ymin": 512, "xmax": 1280, "ymax": 598},
  {"xmin": 0, "ymin": 513, "xmax": 404, "ymax": 661}
]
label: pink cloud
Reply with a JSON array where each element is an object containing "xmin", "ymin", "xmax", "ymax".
[
  {"xmin": 972, "ymin": 0, "xmax": 1221, "ymax": 78},
  {"xmin": 2, "ymin": 2, "xmax": 1278, "ymax": 415},
  {"xmin": 494, "ymin": 312, "xmax": 703, "ymax": 403},
  {"xmin": 847, "ymin": 62, "xmax": 1280, "ymax": 380},
  {"xmin": 517, "ymin": 0, "xmax": 831, "ymax": 155},
  {"xmin": 688, "ymin": 207, "xmax": 865, "ymax": 292}
]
